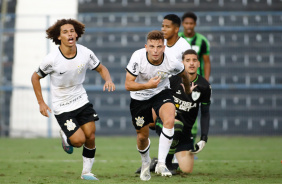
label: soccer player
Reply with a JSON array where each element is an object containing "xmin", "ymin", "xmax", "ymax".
[
  {"xmin": 31, "ymin": 19, "xmax": 115, "ymax": 180},
  {"xmin": 162, "ymin": 14, "xmax": 191, "ymax": 65},
  {"xmin": 179, "ymin": 11, "xmax": 211, "ymax": 144},
  {"xmin": 157, "ymin": 49, "xmax": 211, "ymax": 173},
  {"xmin": 125, "ymin": 30, "xmax": 194, "ymax": 181}
]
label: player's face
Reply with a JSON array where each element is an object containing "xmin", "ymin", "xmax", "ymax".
[
  {"xmin": 161, "ymin": 19, "xmax": 179, "ymax": 40},
  {"xmin": 182, "ymin": 17, "xmax": 196, "ymax": 37},
  {"xmin": 145, "ymin": 39, "xmax": 165, "ymax": 64},
  {"xmin": 183, "ymin": 54, "xmax": 200, "ymax": 74},
  {"xmin": 58, "ymin": 24, "xmax": 78, "ymax": 47}
]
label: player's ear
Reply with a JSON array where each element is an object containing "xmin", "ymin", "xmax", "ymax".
[{"xmin": 175, "ymin": 26, "xmax": 179, "ymax": 33}]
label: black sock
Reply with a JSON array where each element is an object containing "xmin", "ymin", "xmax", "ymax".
[
  {"xmin": 82, "ymin": 146, "xmax": 96, "ymax": 158},
  {"xmin": 166, "ymin": 121, "xmax": 184, "ymax": 165}
]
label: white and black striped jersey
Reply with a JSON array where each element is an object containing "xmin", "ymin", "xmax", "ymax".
[
  {"xmin": 126, "ymin": 48, "xmax": 184, "ymax": 101},
  {"xmin": 36, "ymin": 44, "xmax": 100, "ymax": 115}
]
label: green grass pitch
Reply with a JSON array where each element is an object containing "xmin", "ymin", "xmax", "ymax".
[{"xmin": 0, "ymin": 136, "xmax": 281, "ymax": 184}]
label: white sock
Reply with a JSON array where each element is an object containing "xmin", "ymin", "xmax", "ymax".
[
  {"xmin": 137, "ymin": 138, "xmax": 151, "ymax": 163},
  {"xmin": 82, "ymin": 154, "xmax": 95, "ymax": 174},
  {"xmin": 158, "ymin": 127, "xmax": 174, "ymax": 164}
]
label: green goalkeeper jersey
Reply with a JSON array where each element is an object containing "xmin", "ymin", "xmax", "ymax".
[{"xmin": 178, "ymin": 32, "xmax": 210, "ymax": 77}]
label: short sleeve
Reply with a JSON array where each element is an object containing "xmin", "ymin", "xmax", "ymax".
[
  {"xmin": 171, "ymin": 59, "xmax": 185, "ymax": 76},
  {"xmin": 202, "ymin": 37, "xmax": 210, "ymax": 55},
  {"xmin": 38, "ymin": 55, "xmax": 53, "ymax": 77},
  {"xmin": 126, "ymin": 50, "xmax": 140, "ymax": 77},
  {"xmin": 201, "ymin": 84, "xmax": 212, "ymax": 105},
  {"xmin": 88, "ymin": 51, "xmax": 101, "ymax": 70}
]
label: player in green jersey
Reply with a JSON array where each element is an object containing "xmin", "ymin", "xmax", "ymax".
[{"xmin": 179, "ymin": 12, "xmax": 211, "ymax": 144}]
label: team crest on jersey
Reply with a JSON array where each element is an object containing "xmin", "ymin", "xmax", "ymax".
[
  {"xmin": 77, "ymin": 64, "xmax": 85, "ymax": 74},
  {"xmin": 64, "ymin": 119, "xmax": 76, "ymax": 131},
  {"xmin": 157, "ymin": 71, "xmax": 168, "ymax": 79},
  {"xmin": 135, "ymin": 116, "xmax": 145, "ymax": 127},
  {"xmin": 192, "ymin": 91, "xmax": 201, "ymax": 101}
]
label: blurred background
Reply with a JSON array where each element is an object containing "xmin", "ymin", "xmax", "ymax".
[{"xmin": 0, "ymin": 0, "xmax": 281, "ymax": 138}]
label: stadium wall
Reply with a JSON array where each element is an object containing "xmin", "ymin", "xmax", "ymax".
[{"xmin": 10, "ymin": 0, "xmax": 78, "ymax": 137}]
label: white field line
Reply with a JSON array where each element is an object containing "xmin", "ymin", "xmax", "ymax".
[{"xmin": 0, "ymin": 159, "xmax": 279, "ymax": 163}]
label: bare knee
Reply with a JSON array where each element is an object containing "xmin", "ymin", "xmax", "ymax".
[
  {"xmin": 180, "ymin": 167, "xmax": 193, "ymax": 174},
  {"xmin": 85, "ymin": 132, "xmax": 95, "ymax": 142},
  {"xmin": 137, "ymin": 133, "xmax": 148, "ymax": 143},
  {"xmin": 69, "ymin": 134, "xmax": 86, "ymax": 148}
]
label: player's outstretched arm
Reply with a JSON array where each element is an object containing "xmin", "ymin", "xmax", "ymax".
[
  {"xmin": 95, "ymin": 64, "xmax": 115, "ymax": 92},
  {"xmin": 31, "ymin": 72, "xmax": 51, "ymax": 117}
]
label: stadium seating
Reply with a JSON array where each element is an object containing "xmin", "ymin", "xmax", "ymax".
[
  {"xmin": 74, "ymin": 1, "xmax": 282, "ymax": 135},
  {"xmin": 0, "ymin": 0, "xmax": 17, "ymax": 136},
  {"xmin": 1, "ymin": 0, "xmax": 281, "ymax": 136}
]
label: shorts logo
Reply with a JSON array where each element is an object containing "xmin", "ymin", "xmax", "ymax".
[
  {"xmin": 135, "ymin": 116, "xmax": 145, "ymax": 127},
  {"xmin": 64, "ymin": 119, "xmax": 76, "ymax": 131},
  {"xmin": 163, "ymin": 99, "xmax": 170, "ymax": 102},
  {"xmin": 176, "ymin": 90, "xmax": 181, "ymax": 94},
  {"xmin": 93, "ymin": 114, "xmax": 98, "ymax": 117}
]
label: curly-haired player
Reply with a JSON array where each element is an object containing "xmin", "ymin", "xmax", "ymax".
[{"xmin": 31, "ymin": 19, "xmax": 115, "ymax": 180}]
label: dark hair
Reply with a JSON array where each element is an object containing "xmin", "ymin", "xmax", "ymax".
[
  {"xmin": 182, "ymin": 49, "xmax": 199, "ymax": 60},
  {"xmin": 163, "ymin": 14, "xmax": 181, "ymax": 27},
  {"xmin": 181, "ymin": 12, "xmax": 197, "ymax": 22},
  {"xmin": 46, "ymin": 19, "xmax": 85, "ymax": 45},
  {"xmin": 147, "ymin": 30, "xmax": 164, "ymax": 42}
]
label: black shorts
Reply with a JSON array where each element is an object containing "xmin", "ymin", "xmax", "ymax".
[
  {"xmin": 175, "ymin": 129, "xmax": 194, "ymax": 153},
  {"xmin": 130, "ymin": 89, "xmax": 174, "ymax": 130},
  {"xmin": 55, "ymin": 103, "xmax": 99, "ymax": 138}
]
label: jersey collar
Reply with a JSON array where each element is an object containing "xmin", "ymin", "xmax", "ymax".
[
  {"xmin": 146, "ymin": 52, "xmax": 164, "ymax": 66},
  {"xmin": 59, "ymin": 46, "xmax": 77, "ymax": 60}
]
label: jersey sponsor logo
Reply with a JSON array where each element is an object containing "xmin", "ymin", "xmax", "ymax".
[
  {"xmin": 173, "ymin": 96, "xmax": 197, "ymax": 112},
  {"xmin": 192, "ymin": 91, "xmax": 201, "ymax": 101},
  {"xmin": 176, "ymin": 90, "xmax": 181, "ymax": 94},
  {"xmin": 132, "ymin": 62, "xmax": 138, "ymax": 74},
  {"xmin": 64, "ymin": 119, "xmax": 76, "ymax": 131},
  {"xmin": 135, "ymin": 92, "xmax": 153, "ymax": 97},
  {"xmin": 59, "ymin": 95, "xmax": 82, "ymax": 107},
  {"xmin": 135, "ymin": 116, "xmax": 145, "ymax": 127}
]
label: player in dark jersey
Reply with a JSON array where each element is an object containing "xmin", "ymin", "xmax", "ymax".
[
  {"xmin": 178, "ymin": 11, "xmax": 211, "ymax": 145},
  {"xmin": 161, "ymin": 49, "xmax": 211, "ymax": 173},
  {"xmin": 136, "ymin": 49, "xmax": 211, "ymax": 174}
]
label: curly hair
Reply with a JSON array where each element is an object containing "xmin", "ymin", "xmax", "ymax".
[{"xmin": 46, "ymin": 19, "xmax": 85, "ymax": 45}]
